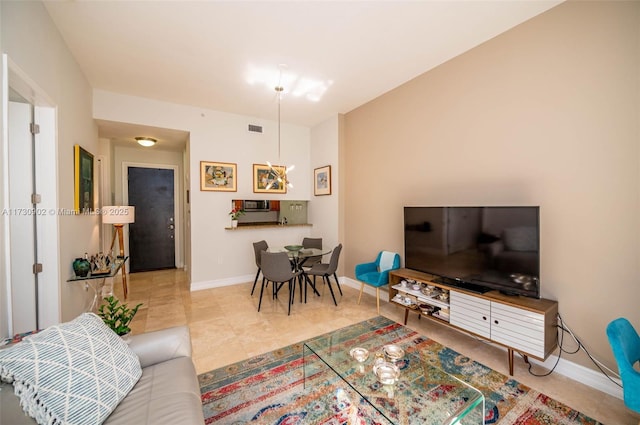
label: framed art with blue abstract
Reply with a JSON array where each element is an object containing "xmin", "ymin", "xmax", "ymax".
[{"xmin": 314, "ymin": 165, "xmax": 331, "ymax": 196}]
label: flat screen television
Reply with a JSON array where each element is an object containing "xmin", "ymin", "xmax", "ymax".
[{"xmin": 404, "ymin": 206, "xmax": 540, "ymax": 298}]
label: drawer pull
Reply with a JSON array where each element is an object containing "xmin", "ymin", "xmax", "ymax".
[
  {"xmin": 494, "ymin": 320, "xmax": 499, "ymax": 325},
  {"xmin": 482, "ymin": 316, "xmax": 487, "ymax": 321}
]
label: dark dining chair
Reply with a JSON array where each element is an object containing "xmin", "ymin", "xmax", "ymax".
[
  {"xmin": 302, "ymin": 237, "xmax": 322, "ymax": 249},
  {"xmin": 251, "ymin": 240, "xmax": 268, "ymax": 296},
  {"xmin": 302, "ymin": 237, "xmax": 322, "ymax": 265},
  {"xmin": 304, "ymin": 243, "xmax": 342, "ymax": 306},
  {"xmin": 259, "ymin": 251, "xmax": 301, "ymax": 315},
  {"xmin": 301, "ymin": 237, "xmax": 323, "ymax": 287}
]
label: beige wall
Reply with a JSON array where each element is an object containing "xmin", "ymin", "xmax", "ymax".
[{"xmin": 344, "ymin": 0, "xmax": 640, "ymax": 372}]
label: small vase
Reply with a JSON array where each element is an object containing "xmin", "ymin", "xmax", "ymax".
[
  {"xmin": 231, "ymin": 219, "xmax": 238, "ymax": 229},
  {"xmin": 72, "ymin": 257, "xmax": 91, "ymax": 277}
]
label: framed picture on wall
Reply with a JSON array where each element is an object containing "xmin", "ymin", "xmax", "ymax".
[
  {"xmin": 74, "ymin": 144, "xmax": 94, "ymax": 213},
  {"xmin": 200, "ymin": 161, "xmax": 237, "ymax": 192},
  {"xmin": 253, "ymin": 163, "xmax": 287, "ymax": 194},
  {"xmin": 314, "ymin": 165, "xmax": 331, "ymax": 196}
]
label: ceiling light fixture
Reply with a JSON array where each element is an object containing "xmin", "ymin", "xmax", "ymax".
[
  {"xmin": 135, "ymin": 137, "xmax": 156, "ymax": 147},
  {"xmin": 266, "ymin": 81, "xmax": 294, "ymax": 190},
  {"xmin": 246, "ymin": 65, "xmax": 332, "ymax": 102}
]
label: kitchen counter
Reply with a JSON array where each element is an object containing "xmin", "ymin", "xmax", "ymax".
[{"xmin": 225, "ymin": 222, "xmax": 312, "ymax": 230}]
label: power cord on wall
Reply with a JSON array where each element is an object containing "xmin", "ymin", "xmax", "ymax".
[{"xmin": 525, "ymin": 313, "xmax": 622, "ymax": 388}]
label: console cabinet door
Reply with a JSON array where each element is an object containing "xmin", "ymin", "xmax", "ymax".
[
  {"xmin": 449, "ymin": 291, "xmax": 490, "ymax": 339},
  {"xmin": 490, "ymin": 302, "xmax": 545, "ymax": 358}
]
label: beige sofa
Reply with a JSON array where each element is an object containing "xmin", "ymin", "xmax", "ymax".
[{"xmin": 0, "ymin": 326, "xmax": 205, "ymax": 425}]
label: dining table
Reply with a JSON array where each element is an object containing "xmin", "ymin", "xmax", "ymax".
[{"xmin": 268, "ymin": 246, "xmax": 332, "ymax": 303}]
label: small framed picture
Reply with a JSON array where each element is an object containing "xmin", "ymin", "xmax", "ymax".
[
  {"xmin": 314, "ymin": 165, "xmax": 331, "ymax": 196},
  {"xmin": 74, "ymin": 144, "xmax": 94, "ymax": 213},
  {"xmin": 200, "ymin": 161, "xmax": 237, "ymax": 192},
  {"xmin": 253, "ymin": 163, "xmax": 287, "ymax": 194}
]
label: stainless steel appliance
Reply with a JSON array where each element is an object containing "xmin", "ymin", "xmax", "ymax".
[{"xmin": 243, "ymin": 200, "xmax": 270, "ymax": 211}]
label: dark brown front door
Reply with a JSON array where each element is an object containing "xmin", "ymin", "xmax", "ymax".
[{"xmin": 128, "ymin": 167, "xmax": 175, "ymax": 272}]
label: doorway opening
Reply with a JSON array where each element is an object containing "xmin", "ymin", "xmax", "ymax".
[{"xmin": 2, "ymin": 56, "xmax": 60, "ymax": 335}]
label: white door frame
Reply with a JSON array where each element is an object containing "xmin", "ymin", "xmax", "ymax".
[
  {"xmin": 1, "ymin": 55, "xmax": 60, "ymax": 334},
  {"xmin": 121, "ymin": 162, "xmax": 182, "ymax": 268}
]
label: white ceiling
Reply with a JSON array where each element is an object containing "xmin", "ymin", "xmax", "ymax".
[{"xmin": 43, "ymin": 0, "xmax": 562, "ymax": 150}]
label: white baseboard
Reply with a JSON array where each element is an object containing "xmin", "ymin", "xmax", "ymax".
[
  {"xmin": 190, "ymin": 274, "xmax": 255, "ymax": 291},
  {"xmin": 528, "ymin": 353, "xmax": 622, "ymax": 399},
  {"xmin": 192, "ymin": 275, "xmax": 623, "ymax": 400},
  {"xmin": 341, "ymin": 277, "xmax": 390, "ymax": 297}
]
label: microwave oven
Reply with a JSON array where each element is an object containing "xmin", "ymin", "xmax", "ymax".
[{"xmin": 243, "ymin": 200, "xmax": 270, "ymax": 211}]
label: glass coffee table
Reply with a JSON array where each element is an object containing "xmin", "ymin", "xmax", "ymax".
[{"xmin": 303, "ymin": 325, "xmax": 485, "ymax": 425}]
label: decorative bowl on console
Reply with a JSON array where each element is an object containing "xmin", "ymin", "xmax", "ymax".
[
  {"xmin": 438, "ymin": 291, "xmax": 449, "ymax": 301},
  {"xmin": 419, "ymin": 304, "xmax": 435, "ymax": 314}
]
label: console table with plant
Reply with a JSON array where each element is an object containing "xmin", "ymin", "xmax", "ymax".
[{"xmin": 67, "ymin": 257, "xmax": 128, "ymax": 312}]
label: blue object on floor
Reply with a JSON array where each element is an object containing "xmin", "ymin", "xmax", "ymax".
[{"xmin": 606, "ymin": 317, "xmax": 640, "ymax": 413}]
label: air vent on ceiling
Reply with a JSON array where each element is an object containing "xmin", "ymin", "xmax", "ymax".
[{"xmin": 248, "ymin": 124, "xmax": 263, "ymax": 133}]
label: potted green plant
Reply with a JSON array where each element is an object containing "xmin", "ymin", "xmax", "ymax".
[{"xmin": 97, "ymin": 295, "xmax": 142, "ymax": 336}]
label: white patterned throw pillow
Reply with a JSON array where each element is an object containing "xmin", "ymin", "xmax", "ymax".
[{"xmin": 0, "ymin": 313, "xmax": 142, "ymax": 425}]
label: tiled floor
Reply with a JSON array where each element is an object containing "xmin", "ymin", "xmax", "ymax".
[{"xmin": 118, "ymin": 268, "xmax": 639, "ymax": 425}]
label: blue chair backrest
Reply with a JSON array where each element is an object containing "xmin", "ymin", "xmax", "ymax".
[{"xmin": 606, "ymin": 317, "xmax": 640, "ymax": 412}]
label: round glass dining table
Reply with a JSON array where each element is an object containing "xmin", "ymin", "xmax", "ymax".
[
  {"xmin": 268, "ymin": 246, "xmax": 331, "ymax": 263},
  {"xmin": 267, "ymin": 246, "xmax": 332, "ymax": 301}
]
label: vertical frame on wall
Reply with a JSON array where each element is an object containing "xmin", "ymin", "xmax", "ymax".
[
  {"xmin": 74, "ymin": 144, "xmax": 94, "ymax": 213},
  {"xmin": 314, "ymin": 165, "xmax": 331, "ymax": 196}
]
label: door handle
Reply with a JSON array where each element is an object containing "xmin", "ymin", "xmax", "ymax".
[{"xmin": 168, "ymin": 224, "xmax": 174, "ymax": 230}]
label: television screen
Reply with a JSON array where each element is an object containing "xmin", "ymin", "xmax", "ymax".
[{"xmin": 404, "ymin": 206, "xmax": 540, "ymax": 298}]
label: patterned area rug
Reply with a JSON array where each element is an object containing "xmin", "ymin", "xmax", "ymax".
[
  {"xmin": 1, "ymin": 329, "xmax": 40, "ymax": 346},
  {"xmin": 199, "ymin": 316, "xmax": 601, "ymax": 424}
]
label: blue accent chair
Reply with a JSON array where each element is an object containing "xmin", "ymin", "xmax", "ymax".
[
  {"xmin": 355, "ymin": 251, "xmax": 400, "ymax": 314},
  {"xmin": 606, "ymin": 317, "xmax": 640, "ymax": 414}
]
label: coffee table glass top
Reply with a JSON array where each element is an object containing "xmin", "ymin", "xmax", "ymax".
[{"xmin": 303, "ymin": 323, "xmax": 485, "ymax": 425}]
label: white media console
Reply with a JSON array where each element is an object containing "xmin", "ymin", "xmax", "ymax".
[{"xmin": 389, "ymin": 268, "xmax": 558, "ymax": 375}]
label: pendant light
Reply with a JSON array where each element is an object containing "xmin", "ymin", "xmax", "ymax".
[{"xmin": 266, "ymin": 84, "xmax": 294, "ymax": 190}]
